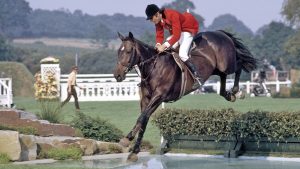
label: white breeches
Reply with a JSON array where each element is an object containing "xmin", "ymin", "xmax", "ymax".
[{"xmin": 166, "ymin": 32, "xmax": 193, "ymax": 62}]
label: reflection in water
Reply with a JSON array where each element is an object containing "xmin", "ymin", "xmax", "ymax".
[{"xmin": 51, "ymin": 155, "xmax": 300, "ymax": 169}]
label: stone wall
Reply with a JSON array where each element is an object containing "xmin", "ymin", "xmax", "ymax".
[
  {"xmin": 0, "ymin": 109, "xmax": 128, "ymax": 162},
  {"xmin": 0, "ymin": 109, "xmax": 75, "ymax": 136},
  {"xmin": 0, "ymin": 131, "xmax": 126, "ymax": 161}
]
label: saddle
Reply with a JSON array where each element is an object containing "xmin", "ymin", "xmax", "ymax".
[{"xmin": 170, "ymin": 51, "xmax": 199, "ymax": 100}]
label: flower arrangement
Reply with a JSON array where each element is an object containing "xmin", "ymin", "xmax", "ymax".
[{"xmin": 34, "ymin": 71, "xmax": 59, "ymax": 100}]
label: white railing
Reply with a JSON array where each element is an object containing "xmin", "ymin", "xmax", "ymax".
[
  {"xmin": 60, "ymin": 73, "xmax": 292, "ymax": 102},
  {"xmin": 203, "ymin": 80, "xmax": 292, "ymax": 94},
  {"xmin": 60, "ymin": 74, "xmax": 140, "ymax": 102},
  {"xmin": 0, "ymin": 78, "xmax": 13, "ymax": 107},
  {"xmin": 251, "ymin": 70, "xmax": 289, "ymax": 82}
]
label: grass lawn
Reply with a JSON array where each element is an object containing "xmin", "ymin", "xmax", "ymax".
[
  {"xmin": 14, "ymin": 94, "xmax": 300, "ymax": 149},
  {"xmin": 4, "ymin": 94, "xmax": 300, "ymax": 169}
]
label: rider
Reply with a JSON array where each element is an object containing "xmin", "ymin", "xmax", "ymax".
[{"xmin": 145, "ymin": 4, "xmax": 203, "ymax": 86}]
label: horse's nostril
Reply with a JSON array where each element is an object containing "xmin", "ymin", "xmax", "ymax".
[{"xmin": 116, "ymin": 75, "xmax": 122, "ymax": 82}]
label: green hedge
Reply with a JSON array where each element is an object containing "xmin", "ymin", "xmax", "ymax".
[{"xmin": 152, "ymin": 108, "xmax": 300, "ymax": 142}]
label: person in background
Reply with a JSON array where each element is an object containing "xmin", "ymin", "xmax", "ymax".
[
  {"xmin": 145, "ymin": 4, "xmax": 203, "ymax": 86},
  {"xmin": 61, "ymin": 66, "xmax": 82, "ymax": 110}
]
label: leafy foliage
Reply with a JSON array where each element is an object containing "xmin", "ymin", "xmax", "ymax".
[
  {"xmin": 282, "ymin": 0, "xmax": 300, "ymax": 27},
  {"xmin": 0, "ymin": 0, "xmax": 31, "ymax": 37},
  {"xmin": 162, "ymin": 0, "xmax": 204, "ymax": 27},
  {"xmin": 0, "ymin": 35, "xmax": 13, "ymax": 61},
  {"xmin": 23, "ymin": 9, "xmax": 153, "ymax": 40},
  {"xmin": 250, "ymin": 22, "xmax": 295, "ymax": 70},
  {"xmin": 207, "ymin": 14, "xmax": 253, "ymax": 36},
  {"xmin": 70, "ymin": 111, "xmax": 123, "ymax": 142},
  {"xmin": 78, "ymin": 49, "xmax": 117, "ymax": 74},
  {"xmin": 153, "ymin": 108, "xmax": 300, "ymax": 142}
]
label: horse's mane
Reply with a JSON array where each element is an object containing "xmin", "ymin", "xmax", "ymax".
[{"xmin": 136, "ymin": 39, "xmax": 156, "ymax": 51}]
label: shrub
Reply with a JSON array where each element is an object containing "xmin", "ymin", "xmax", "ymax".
[
  {"xmin": 47, "ymin": 147, "xmax": 82, "ymax": 160},
  {"xmin": 153, "ymin": 108, "xmax": 237, "ymax": 141},
  {"xmin": 70, "ymin": 111, "xmax": 123, "ymax": 142},
  {"xmin": 37, "ymin": 99, "xmax": 62, "ymax": 123},
  {"xmin": 0, "ymin": 153, "xmax": 10, "ymax": 164},
  {"xmin": 152, "ymin": 108, "xmax": 300, "ymax": 142}
]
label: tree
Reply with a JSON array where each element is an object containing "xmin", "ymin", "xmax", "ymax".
[
  {"xmin": 207, "ymin": 14, "xmax": 253, "ymax": 36},
  {"xmin": 0, "ymin": 0, "xmax": 32, "ymax": 37},
  {"xmin": 0, "ymin": 35, "xmax": 13, "ymax": 61},
  {"xmin": 139, "ymin": 31, "xmax": 156, "ymax": 46},
  {"xmin": 282, "ymin": 0, "xmax": 300, "ymax": 27},
  {"xmin": 162, "ymin": 0, "xmax": 205, "ymax": 28},
  {"xmin": 281, "ymin": 0, "xmax": 300, "ymax": 68},
  {"xmin": 251, "ymin": 22, "xmax": 295, "ymax": 70}
]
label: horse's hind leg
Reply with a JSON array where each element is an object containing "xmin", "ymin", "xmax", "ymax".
[
  {"xmin": 232, "ymin": 68, "xmax": 242, "ymax": 94},
  {"xmin": 219, "ymin": 73, "xmax": 236, "ymax": 102}
]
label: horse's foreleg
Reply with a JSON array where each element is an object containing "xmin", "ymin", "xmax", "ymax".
[
  {"xmin": 127, "ymin": 95, "xmax": 162, "ymax": 162},
  {"xmin": 119, "ymin": 95, "xmax": 150, "ymax": 147},
  {"xmin": 119, "ymin": 115, "xmax": 144, "ymax": 148}
]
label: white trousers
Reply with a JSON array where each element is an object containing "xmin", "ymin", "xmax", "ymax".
[{"xmin": 166, "ymin": 32, "xmax": 193, "ymax": 62}]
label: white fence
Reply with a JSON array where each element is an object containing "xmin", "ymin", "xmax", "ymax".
[
  {"xmin": 0, "ymin": 78, "xmax": 13, "ymax": 107},
  {"xmin": 60, "ymin": 73, "xmax": 292, "ymax": 102},
  {"xmin": 60, "ymin": 74, "xmax": 140, "ymax": 101},
  {"xmin": 203, "ymin": 80, "xmax": 291, "ymax": 94}
]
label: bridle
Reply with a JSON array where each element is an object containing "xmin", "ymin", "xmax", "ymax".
[
  {"xmin": 117, "ymin": 39, "xmax": 161, "ymax": 80},
  {"xmin": 118, "ymin": 42, "xmax": 137, "ymax": 74}
]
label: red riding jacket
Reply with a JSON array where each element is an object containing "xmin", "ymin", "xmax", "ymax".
[{"xmin": 155, "ymin": 9, "xmax": 199, "ymax": 47}]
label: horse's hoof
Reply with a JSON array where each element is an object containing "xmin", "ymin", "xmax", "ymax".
[
  {"xmin": 230, "ymin": 95, "xmax": 236, "ymax": 102},
  {"xmin": 236, "ymin": 90, "xmax": 245, "ymax": 99},
  {"xmin": 231, "ymin": 86, "xmax": 239, "ymax": 94},
  {"xmin": 119, "ymin": 137, "xmax": 130, "ymax": 147},
  {"xmin": 127, "ymin": 153, "xmax": 138, "ymax": 162}
]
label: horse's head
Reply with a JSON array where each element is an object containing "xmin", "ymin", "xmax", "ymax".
[{"xmin": 114, "ymin": 32, "xmax": 138, "ymax": 82}]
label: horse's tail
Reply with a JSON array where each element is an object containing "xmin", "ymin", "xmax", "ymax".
[{"xmin": 219, "ymin": 30, "xmax": 257, "ymax": 73}]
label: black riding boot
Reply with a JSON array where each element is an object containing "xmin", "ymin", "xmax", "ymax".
[{"xmin": 184, "ymin": 59, "xmax": 203, "ymax": 87}]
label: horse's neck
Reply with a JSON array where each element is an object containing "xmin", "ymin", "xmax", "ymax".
[
  {"xmin": 137, "ymin": 43, "xmax": 156, "ymax": 61},
  {"xmin": 136, "ymin": 43, "xmax": 159, "ymax": 78}
]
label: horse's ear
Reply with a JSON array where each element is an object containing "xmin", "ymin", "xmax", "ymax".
[
  {"xmin": 118, "ymin": 32, "xmax": 125, "ymax": 41},
  {"xmin": 129, "ymin": 32, "xmax": 134, "ymax": 40}
]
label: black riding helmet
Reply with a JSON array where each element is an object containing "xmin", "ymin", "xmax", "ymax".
[{"xmin": 145, "ymin": 4, "xmax": 160, "ymax": 20}]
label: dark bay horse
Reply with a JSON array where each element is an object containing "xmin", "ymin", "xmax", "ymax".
[{"xmin": 113, "ymin": 31, "xmax": 257, "ymax": 161}]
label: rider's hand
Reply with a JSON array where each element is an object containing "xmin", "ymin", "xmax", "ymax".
[
  {"xmin": 155, "ymin": 43, "xmax": 161, "ymax": 49},
  {"xmin": 157, "ymin": 44, "xmax": 166, "ymax": 53}
]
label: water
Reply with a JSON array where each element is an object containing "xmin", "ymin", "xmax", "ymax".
[{"xmin": 46, "ymin": 154, "xmax": 300, "ymax": 169}]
